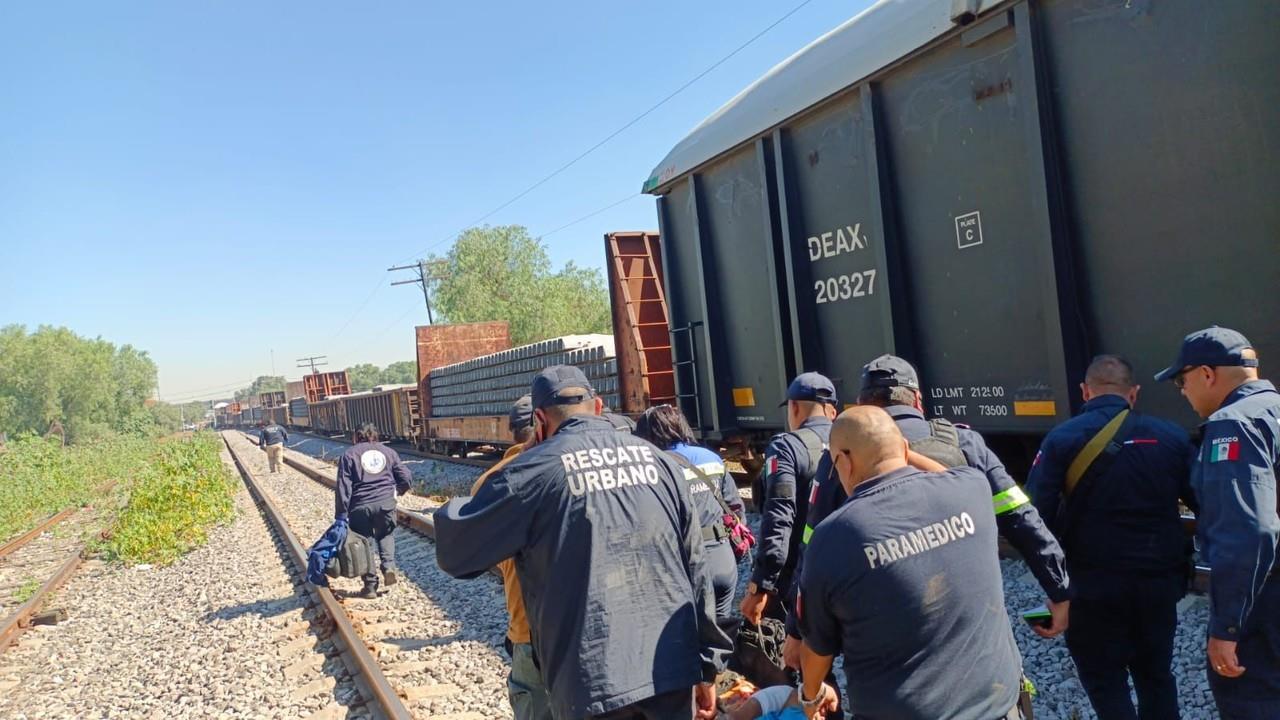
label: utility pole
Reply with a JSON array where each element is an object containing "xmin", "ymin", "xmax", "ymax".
[
  {"xmin": 388, "ymin": 259, "xmax": 447, "ymax": 324},
  {"xmin": 297, "ymin": 355, "xmax": 328, "ymax": 375}
]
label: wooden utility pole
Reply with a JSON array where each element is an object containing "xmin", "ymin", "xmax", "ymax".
[
  {"xmin": 388, "ymin": 260, "xmax": 448, "ymax": 324},
  {"xmin": 297, "ymin": 356, "xmax": 328, "ymax": 374}
]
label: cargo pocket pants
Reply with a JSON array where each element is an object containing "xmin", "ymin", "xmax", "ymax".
[
  {"xmin": 265, "ymin": 443, "xmax": 284, "ymax": 473},
  {"xmin": 507, "ymin": 641, "xmax": 552, "ymax": 720},
  {"xmin": 348, "ymin": 497, "xmax": 398, "ymax": 587}
]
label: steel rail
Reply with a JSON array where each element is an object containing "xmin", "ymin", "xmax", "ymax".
[
  {"xmin": 0, "ymin": 508, "xmax": 76, "ymax": 561},
  {"xmin": 0, "ymin": 550, "xmax": 83, "ymax": 652},
  {"xmin": 222, "ymin": 433, "xmax": 414, "ymax": 720},
  {"xmin": 287, "ymin": 429, "xmax": 497, "ymax": 469}
]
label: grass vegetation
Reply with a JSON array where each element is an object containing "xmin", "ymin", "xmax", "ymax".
[
  {"xmin": 0, "ymin": 432, "xmax": 238, "ymax": 566},
  {"xmin": 13, "ymin": 578, "xmax": 40, "ymax": 604}
]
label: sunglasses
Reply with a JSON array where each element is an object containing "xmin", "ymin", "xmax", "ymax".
[{"xmin": 1171, "ymin": 366, "xmax": 1205, "ymax": 389}]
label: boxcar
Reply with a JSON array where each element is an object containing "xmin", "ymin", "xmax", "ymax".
[
  {"xmin": 644, "ymin": 0, "xmax": 1279, "ymax": 462},
  {"xmin": 343, "ymin": 385, "xmax": 421, "ymax": 443},
  {"xmin": 308, "ymin": 397, "xmax": 347, "ymax": 435}
]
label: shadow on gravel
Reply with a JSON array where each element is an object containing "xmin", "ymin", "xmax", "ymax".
[{"xmin": 203, "ymin": 594, "xmax": 305, "ymax": 623}]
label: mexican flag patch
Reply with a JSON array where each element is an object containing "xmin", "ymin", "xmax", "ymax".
[{"xmin": 1210, "ymin": 439, "xmax": 1240, "ymax": 463}]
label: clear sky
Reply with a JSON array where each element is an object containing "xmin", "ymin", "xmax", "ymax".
[{"xmin": 1, "ymin": 1, "xmax": 871, "ymax": 402}]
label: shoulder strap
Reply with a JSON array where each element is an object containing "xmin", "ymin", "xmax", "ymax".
[
  {"xmin": 1065, "ymin": 409, "xmax": 1135, "ymax": 495},
  {"xmin": 792, "ymin": 427, "xmax": 827, "ymax": 479},
  {"xmin": 667, "ymin": 451, "xmax": 735, "ymax": 517}
]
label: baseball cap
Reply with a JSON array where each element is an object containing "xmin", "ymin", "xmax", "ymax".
[
  {"xmin": 860, "ymin": 354, "xmax": 920, "ymax": 391},
  {"xmin": 779, "ymin": 372, "xmax": 837, "ymax": 407},
  {"xmin": 1154, "ymin": 327, "xmax": 1257, "ymax": 382},
  {"xmin": 531, "ymin": 365, "xmax": 596, "ymax": 409},
  {"xmin": 508, "ymin": 395, "xmax": 533, "ymax": 432}
]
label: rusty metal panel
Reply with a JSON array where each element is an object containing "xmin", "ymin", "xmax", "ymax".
[
  {"xmin": 303, "ymin": 371, "xmax": 351, "ymax": 404},
  {"xmin": 285, "ymin": 380, "xmax": 306, "ymax": 401},
  {"xmin": 428, "ymin": 415, "xmax": 514, "ymax": 446},
  {"xmin": 259, "ymin": 391, "xmax": 286, "ymax": 409},
  {"xmin": 415, "ymin": 322, "xmax": 512, "ymax": 423},
  {"xmin": 605, "ymin": 231, "xmax": 675, "ymax": 415}
]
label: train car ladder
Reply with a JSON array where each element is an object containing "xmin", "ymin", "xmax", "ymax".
[{"xmin": 606, "ymin": 232, "xmax": 676, "ymax": 413}]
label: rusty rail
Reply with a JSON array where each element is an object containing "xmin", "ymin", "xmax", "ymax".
[
  {"xmin": 0, "ymin": 508, "xmax": 76, "ymax": 561},
  {"xmin": 0, "ymin": 550, "xmax": 84, "ymax": 652},
  {"xmin": 222, "ymin": 433, "xmax": 414, "ymax": 720}
]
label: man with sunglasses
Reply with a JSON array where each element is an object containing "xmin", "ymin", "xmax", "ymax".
[{"xmin": 1156, "ymin": 326, "xmax": 1280, "ymax": 719}]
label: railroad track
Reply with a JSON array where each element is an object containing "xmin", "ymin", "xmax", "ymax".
[
  {"xmin": 0, "ymin": 509, "xmax": 86, "ymax": 652},
  {"xmin": 224, "ymin": 431, "xmax": 509, "ymax": 718}
]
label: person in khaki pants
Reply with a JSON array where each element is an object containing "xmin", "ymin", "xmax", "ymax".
[
  {"xmin": 468, "ymin": 396, "xmax": 552, "ymax": 720},
  {"xmin": 258, "ymin": 420, "xmax": 288, "ymax": 473}
]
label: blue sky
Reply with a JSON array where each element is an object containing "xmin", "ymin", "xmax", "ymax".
[{"xmin": 1, "ymin": 1, "xmax": 871, "ymax": 401}]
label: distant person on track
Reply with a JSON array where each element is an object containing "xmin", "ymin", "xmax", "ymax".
[
  {"xmin": 435, "ymin": 365, "xmax": 731, "ymax": 720},
  {"xmin": 258, "ymin": 419, "xmax": 288, "ymax": 474},
  {"xmin": 797, "ymin": 407, "xmax": 1024, "ymax": 720},
  {"xmin": 335, "ymin": 423, "xmax": 412, "ymax": 599},
  {"xmin": 1027, "ymin": 355, "xmax": 1196, "ymax": 720},
  {"xmin": 467, "ymin": 395, "xmax": 552, "ymax": 720},
  {"xmin": 1155, "ymin": 327, "xmax": 1280, "ymax": 719},
  {"xmin": 636, "ymin": 404, "xmax": 746, "ymax": 623}
]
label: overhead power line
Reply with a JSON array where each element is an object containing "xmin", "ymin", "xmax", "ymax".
[{"xmin": 394, "ymin": 0, "xmax": 817, "ymax": 264}]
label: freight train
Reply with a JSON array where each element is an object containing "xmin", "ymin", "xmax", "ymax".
[
  {"xmin": 641, "ymin": 0, "xmax": 1279, "ymax": 469},
  {"xmin": 222, "ymin": 0, "xmax": 1276, "ymax": 477}
]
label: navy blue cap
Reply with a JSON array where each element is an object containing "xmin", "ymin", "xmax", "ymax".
[
  {"xmin": 1154, "ymin": 327, "xmax": 1258, "ymax": 381},
  {"xmin": 531, "ymin": 365, "xmax": 596, "ymax": 409},
  {"xmin": 860, "ymin": 354, "xmax": 920, "ymax": 391},
  {"xmin": 508, "ymin": 395, "xmax": 533, "ymax": 432},
  {"xmin": 779, "ymin": 372, "xmax": 837, "ymax": 407}
]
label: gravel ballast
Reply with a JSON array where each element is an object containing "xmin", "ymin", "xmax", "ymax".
[
  {"xmin": 0, "ymin": 444, "xmax": 362, "ymax": 720},
  {"xmin": 227, "ymin": 432, "xmax": 512, "ymax": 718}
]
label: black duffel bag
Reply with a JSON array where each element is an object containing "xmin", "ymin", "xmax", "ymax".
[{"xmin": 325, "ymin": 530, "xmax": 378, "ymax": 579}]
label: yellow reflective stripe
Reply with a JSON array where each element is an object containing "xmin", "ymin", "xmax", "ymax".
[
  {"xmin": 697, "ymin": 462, "xmax": 726, "ymax": 476},
  {"xmin": 802, "ymin": 524, "xmax": 814, "ymax": 544},
  {"xmin": 992, "ymin": 486, "xmax": 1030, "ymax": 515}
]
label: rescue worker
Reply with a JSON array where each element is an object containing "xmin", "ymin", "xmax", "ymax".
[
  {"xmin": 635, "ymin": 404, "xmax": 745, "ymax": 623},
  {"xmin": 1155, "ymin": 327, "xmax": 1280, "ymax": 718},
  {"xmin": 468, "ymin": 396, "xmax": 550, "ymax": 720},
  {"xmin": 1026, "ymin": 355, "xmax": 1196, "ymax": 720},
  {"xmin": 784, "ymin": 354, "xmax": 1072, "ymax": 667},
  {"xmin": 797, "ymin": 406, "xmax": 1024, "ymax": 720},
  {"xmin": 259, "ymin": 419, "xmax": 288, "ymax": 473},
  {"xmin": 740, "ymin": 372, "xmax": 836, "ymax": 627},
  {"xmin": 335, "ymin": 423, "xmax": 411, "ymax": 599},
  {"xmin": 434, "ymin": 366, "xmax": 731, "ymax": 720}
]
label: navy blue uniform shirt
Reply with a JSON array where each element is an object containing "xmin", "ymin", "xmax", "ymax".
[
  {"xmin": 433, "ymin": 415, "xmax": 731, "ymax": 719},
  {"xmin": 789, "ymin": 405, "xmax": 1070, "ymax": 639},
  {"xmin": 259, "ymin": 424, "xmax": 288, "ymax": 446},
  {"xmin": 752, "ymin": 416, "xmax": 830, "ymax": 595},
  {"xmin": 1192, "ymin": 380, "xmax": 1280, "ymax": 639},
  {"xmin": 1026, "ymin": 394, "xmax": 1196, "ymax": 575},
  {"xmin": 335, "ymin": 442, "xmax": 411, "ymax": 518},
  {"xmin": 799, "ymin": 466, "xmax": 1022, "ymax": 720}
]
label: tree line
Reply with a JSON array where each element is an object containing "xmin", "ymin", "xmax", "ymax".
[{"xmin": 0, "ymin": 325, "xmax": 160, "ymax": 442}]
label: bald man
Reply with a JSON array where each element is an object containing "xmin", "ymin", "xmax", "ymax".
[{"xmin": 796, "ymin": 407, "xmax": 1022, "ymax": 720}]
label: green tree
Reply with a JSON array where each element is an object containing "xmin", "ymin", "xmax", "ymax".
[
  {"xmin": 381, "ymin": 361, "xmax": 417, "ymax": 385},
  {"xmin": 346, "ymin": 363, "xmax": 382, "ymax": 393},
  {"xmin": 234, "ymin": 376, "xmax": 285, "ymax": 403},
  {"xmin": 431, "ymin": 225, "xmax": 612, "ymax": 345},
  {"xmin": 0, "ymin": 325, "xmax": 159, "ymax": 442}
]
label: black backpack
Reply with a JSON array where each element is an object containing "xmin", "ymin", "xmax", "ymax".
[
  {"xmin": 910, "ymin": 418, "xmax": 968, "ymax": 468},
  {"xmin": 325, "ymin": 530, "xmax": 378, "ymax": 579}
]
